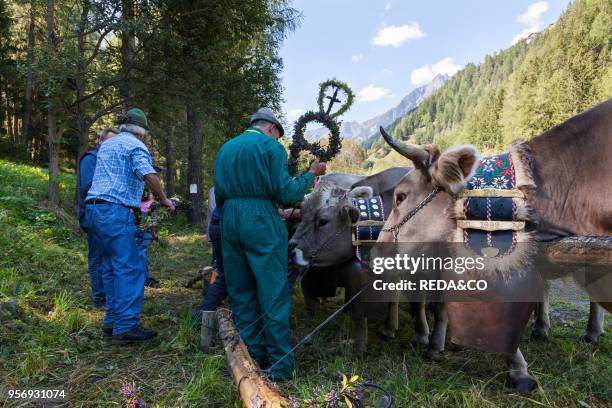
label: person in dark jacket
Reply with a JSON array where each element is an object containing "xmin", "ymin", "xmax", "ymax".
[
  {"xmin": 77, "ymin": 128, "xmax": 118, "ymax": 308},
  {"xmin": 194, "ymin": 205, "xmax": 226, "ymax": 315}
]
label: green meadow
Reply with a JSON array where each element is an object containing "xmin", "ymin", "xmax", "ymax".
[{"xmin": 0, "ymin": 159, "xmax": 610, "ymax": 407}]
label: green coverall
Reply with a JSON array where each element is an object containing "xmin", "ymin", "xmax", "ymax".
[{"xmin": 214, "ymin": 127, "xmax": 314, "ymax": 380}]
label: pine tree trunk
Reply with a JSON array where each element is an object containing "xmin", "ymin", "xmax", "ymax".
[
  {"xmin": 76, "ymin": 1, "xmax": 88, "ymax": 158},
  {"xmin": 187, "ymin": 107, "xmax": 203, "ymax": 224},
  {"xmin": 120, "ymin": 0, "xmax": 135, "ymax": 108},
  {"xmin": 165, "ymin": 129, "xmax": 176, "ymax": 197},
  {"xmin": 47, "ymin": 108, "xmax": 60, "ymax": 204},
  {"xmin": 0, "ymin": 83, "xmax": 4, "ymax": 134},
  {"xmin": 6, "ymin": 95, "xmax": 13, "ymax": 141},
  {"xmin": 73, "ymin": 0, "xmax": 89, "ymax": 206},
  {"xmin": 12, "ymin": 90, "xmax": 19, "ymax": 140},
  {"xmin": 21, "ymin": 3, "xmax": 35, "ymax": 146},
  {"xmin": 46, "ymin": 0, "xmax": 60, "ymax": 205}
]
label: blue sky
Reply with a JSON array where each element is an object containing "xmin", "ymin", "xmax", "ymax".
[{"xmin": 280, "ymin": 0, "xmax": 571, "ymax": 123}]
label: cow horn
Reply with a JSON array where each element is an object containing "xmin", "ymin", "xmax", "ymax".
[{"xmin": 379, "ymin": 126, "xmax": 429, "ymax": 168}]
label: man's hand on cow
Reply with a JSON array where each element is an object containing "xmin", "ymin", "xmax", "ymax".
[
  {"xmin": 309, "ymin": 159, "xmax": 327, "ymax": 177},
  {"xmin": 279, "ymin": 208, "xmax": 301, "ymax": 221},
  {"xmin": 160, "ymin": 197, "xmax": 176, "ymax": 212}
]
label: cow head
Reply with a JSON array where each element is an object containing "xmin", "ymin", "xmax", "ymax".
[
  {"xmin": 290, "ymin": 182, "xmax": 374, "ymax": 267},
  {"xmin": 377, "ymin": 126, "xmax": 480, "ymax": 243}
]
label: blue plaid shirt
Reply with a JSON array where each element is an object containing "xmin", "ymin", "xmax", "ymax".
[{"xmin": 86, "ymin": 132, "xmax": 155, "ymax": 208}]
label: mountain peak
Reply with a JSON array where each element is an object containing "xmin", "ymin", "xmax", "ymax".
[{"xmin": 305, "ymin": 75, "xmax": 448, "ymax": 143}]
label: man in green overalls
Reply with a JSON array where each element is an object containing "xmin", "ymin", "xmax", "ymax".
[{"xmin": 214, "ymin": 107, "xmax": 326, "ymax": 381}]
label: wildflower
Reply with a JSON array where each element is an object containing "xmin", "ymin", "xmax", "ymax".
[
  {"xmin": 325, "ymin": 389, "xmax": 340, "ymax": 407},
  {"xmin": 120, "ymin": 383, "xmax": 147, "ymax": 408}
]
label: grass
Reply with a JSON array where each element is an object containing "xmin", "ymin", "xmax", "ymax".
[
  {"xmin": 0, "ymin": 159, "xmax": 237, "ymax": 407},
  {"xmin": 0, "ymin": 158, "xmax": 610, "ymax": 407}
]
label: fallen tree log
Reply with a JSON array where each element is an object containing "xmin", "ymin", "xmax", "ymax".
[
  {"xmin": 544, "ymin": 236, "xmax": 612, "ymax": 266},
  {"xmin": 216, "ymin": 308, "xmax": 293, "ymax": 408},
  {"xmin": 543, "ymin": 236, "xmax": 612, "ymax": 312}
]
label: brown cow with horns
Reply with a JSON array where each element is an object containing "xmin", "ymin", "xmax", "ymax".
[{"xmin": 376, "ymin": 98, "xmax": 611, "ymax": 392}]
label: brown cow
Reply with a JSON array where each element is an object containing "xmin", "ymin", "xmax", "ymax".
[
  {"xmin": 376, "ymin": 98, "xmax": 612, "ymax": 391},
  {"xmin": 290, "ymin": 168, "xmax": 410, "ymax": 352}
]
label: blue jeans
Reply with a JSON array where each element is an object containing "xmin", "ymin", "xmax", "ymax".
[
  {"xmin": 84, "ymin": 203, "xmax": 145, "ymax": 335},
  {"xmin": 197, "ymin": 221, "xmax": 227, "ymax": 311},
  {"xmin": 86, "ymin": 225, "xmax": 106, "ymax": 305},
  {"xmin": 135, "ymin": 228, "xmax": 153, "ymax": 280}
]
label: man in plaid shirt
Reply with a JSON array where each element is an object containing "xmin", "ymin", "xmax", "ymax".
[{"xmin": 84, "ymin": 108, "xmax": 175, "ymax": 345}]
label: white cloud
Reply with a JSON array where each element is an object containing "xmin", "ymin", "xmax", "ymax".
[
  {"xmin": 517, "ymin": 1, "xmax": 549, "ymax": 26},
  {"xmin": 512, "ymin": 1, "xmax": 549, "ymax": 44},
  {"xmin": 287, "ymin": 108, "xmax": 305, "ymax": 122},
  {"xmin": 384, "ymin": 2, "xmax": 391, "ymax": 11},
  {"xmin": 372, "ymin": 23, "xmax": 425, "ymax": 47},
  {"xmin": 411, "ymin": 57, "xmax": 462, "ymax": 85},
  {"xmin": 351, "ymin": 54, "xmax": 363, "ymax": 63},
  {"xmin": 356, "ymin": 84, "xmax": 391, "ymax": 102}
]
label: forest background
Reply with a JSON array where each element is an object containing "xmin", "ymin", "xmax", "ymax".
[{"xmin": 0, "ymin": 0, "xmax": 610, "ymax": 219}]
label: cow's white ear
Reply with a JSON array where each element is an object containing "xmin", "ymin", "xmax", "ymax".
[
  {"xmin": 430, "ymin": 145, "xmax": 480, "ymax": 194},
  {"xmin": 349, "ymin": 186, "xmax": 374, "ymax": 199}
]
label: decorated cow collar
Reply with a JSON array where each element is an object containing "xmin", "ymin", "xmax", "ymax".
[{"xmin": 351, "ymin": 195, "xmax": 387, "ymax": 262}]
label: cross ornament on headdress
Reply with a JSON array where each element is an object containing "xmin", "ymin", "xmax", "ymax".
[{"xmin": 325, "ymin": 86, "xmax": 343, "ymax": 115}]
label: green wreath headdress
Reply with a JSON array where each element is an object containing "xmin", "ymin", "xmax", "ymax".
[{"xmin": 288, "ymin": 78, "xmax": 354, "ymax": 175}]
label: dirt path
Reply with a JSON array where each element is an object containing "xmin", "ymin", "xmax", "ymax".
[{"xmin": 549, "ymin": 278, "xmax": 592, "ymax": 323}]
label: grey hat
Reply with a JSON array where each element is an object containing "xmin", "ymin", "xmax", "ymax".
[{"xmin": 250, "ymin": 107, "xmax": 284, "ymax": 137}]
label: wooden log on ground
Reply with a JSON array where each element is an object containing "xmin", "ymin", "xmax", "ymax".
[
  {"xmin": 544, "ymin": 236, "xmax": 612, "ymax": 265},
  {"xmin": 216, "ymin": 308, "xmax": 292, "ymax": 408},
  {"xmin": 544, "ymin": 236, "xmax": 612, "ymax": 312},
  {"xmin": 200, "ymin": 310, "xmax": 216, "ymax": 353}
]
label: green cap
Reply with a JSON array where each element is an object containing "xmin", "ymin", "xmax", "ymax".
[{"xmin": 120, "ymin": 108, "xmax": 149, "ymax": 130}]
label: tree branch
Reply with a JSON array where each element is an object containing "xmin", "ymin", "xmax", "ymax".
[
  {"xmin": 86, "ymin": 99, "xmax": 125, "ymax": 128},
  {"xmin": 83, "ymin": 25, "xmax": 114, "ymax": 68},
  {"xmin": 83, "ymin": 3, "xmax": 120, "ymax": 36},
  {"xmin": 69, "ymin": 76, "xmax": 124, "ymax": 107}
]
